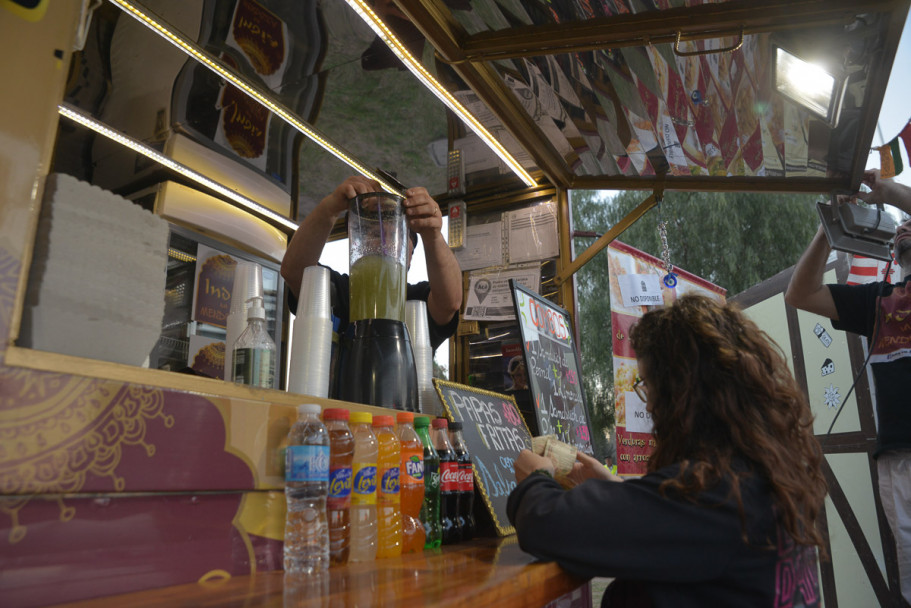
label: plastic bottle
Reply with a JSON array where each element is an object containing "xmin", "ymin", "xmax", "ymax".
[
  {"xmin": 373, "ymin": 415, "xmax": 402, "ymax": 558},
  {"xmin": 323, "ymin": 408, "xmax": 353, "ymax": 566},
  {"xmin": 283, "ymin": 403, "xmax": 329, "ymax": 574},
  {"xmin": 232, "ymin": 296, "xmax": 276, "ymax": 388},
  {"xmin": 348, "ymin": 412, "xmax": 378, "ymax": 562},
  {"xmin": 415, "ymin": 415, "xmax": 441, "ymax": 549},
  {"xmin": 432, "ymin": 417, "xmax": 461, "ymax": 545},
  {"xmin": 396, "ymin": 412, "xmax": 426, "ymax": 553},
  {"xmin": 448, "ymin": 421, "xmax": 475, "ymax": 541}
]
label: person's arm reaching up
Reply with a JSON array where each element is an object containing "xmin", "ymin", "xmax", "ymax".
[
  {"xmin": 403, "ymin": 187, "xmax": 462, "ymax": 326},
  {"xmin": 281, "ymin": 176, "xmax": 380, "ymax": 298},
  {"xmin": 784, "ymin": 226, "xmax": 838, "ymax": 320}
]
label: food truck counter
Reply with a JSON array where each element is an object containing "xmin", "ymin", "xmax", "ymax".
[{"xmin": 54, "ymin": 537, "xmax": 590, "ymax": 608}]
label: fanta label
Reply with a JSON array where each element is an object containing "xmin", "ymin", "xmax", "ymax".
[
  {"xmin": 352, "ymin": 464, "xmax": 377, "ymax": 505},
  {"xmin": 285, "ymin": 445, "xmax": 329, "ymax": 482},
  {"xmin": 404, "ymin": 455, "xmax": 424, "ymax": 482},
  {"xmin": 328, "ymin": 466, "xmax": 353, "ymax": 509},
  {"xmin": 380, "ymin": 467, "xmax": 400, "ymax": 498}
]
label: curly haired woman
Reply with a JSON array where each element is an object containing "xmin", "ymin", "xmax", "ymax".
[{"xmin": 508, "ymin": 295, "xmax": 827, "ymax": 607}]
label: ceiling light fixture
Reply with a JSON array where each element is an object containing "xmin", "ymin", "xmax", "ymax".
[
  {"xmin": 106, "ymin": 0, "xmax": 400, "ymax": 195},
  {"xmin": 772, "ymin": 45, "xmax": 847, "ymax": 128},
  {"xmin": 344, "ymin": 0, "xmax": 537, "ymax": 188},
  {"xmin": 58, "ymin": 103, "xmax": 300, "ymax": 231}
]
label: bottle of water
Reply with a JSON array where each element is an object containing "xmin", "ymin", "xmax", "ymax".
[{"xmin": 284, "ymin": 403, "xmax": 329, "ymax": 574}]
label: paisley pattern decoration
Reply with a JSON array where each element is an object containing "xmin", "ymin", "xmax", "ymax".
[{"xmin": 0, "ymin": 367, "xmax": 172, "ymax": 543}]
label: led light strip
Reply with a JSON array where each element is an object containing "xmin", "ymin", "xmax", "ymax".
[
  {"xmin": 344, "ymin": 0, "xmax": 536, "ymax": 188},
  {"xmin": 58, "ymin": 103, "xmax": 299, "ymax": 231},
  {"xmin": 106, "ymin": 0, "xmax": 399, "ymax": 194}
]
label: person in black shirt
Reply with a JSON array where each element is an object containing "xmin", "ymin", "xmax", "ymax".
[
  {"xmin": 508, "ymin": 295, "xmax": 827, "ymax": 607},
  {"xmin": 281, "ymin": 175, "xmax": 462, "ymax": 350}
]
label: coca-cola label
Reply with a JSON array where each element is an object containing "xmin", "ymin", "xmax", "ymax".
[
  {"xmin": 459, "ymin": 464, "xmax": 474, "ymax": 492},
  {"xmin": 351, "ymin": 464, "xmax": 377, "ymax": 506},
  {"xmin": 328, "ymin": 466, "xmax": 352, "ymax": 509},
  {"xmin": 285, "ymin": 445, "xmax": 329, "ymax": 482},
  {"xmin": 440, "ymin": 461, "xmax": 459, "ymax": 491}
]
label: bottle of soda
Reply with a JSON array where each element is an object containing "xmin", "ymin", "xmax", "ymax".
[
  {"xmin": 373, "ymin": 415, "xmax": 402, "ymax": 558},
  {"xmin": 323, "ymin": 408, "xmax": 353, "ymax": 566},
  {"xmin": 348, "ymin": 412, "xmax": 377, "ymax": 562},
  {"xmin": 396, "ymin": 412, "xmax": 426, "ymax": 553},
  {"xmin": 448, "ymin": 421, "xmax": 475, "ymax": 541},
  {"xmin": 414, "ymin": 415, "xmax": 441, "ymax": 549},
  {"xmin": 284, "ymin": 403, "xmax": 329, "ymax": 574},
  {"xmin": 431, "ymin": 417, "xmax": 461, "ymax": 545}
]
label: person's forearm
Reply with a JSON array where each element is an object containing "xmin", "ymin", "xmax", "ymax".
[
  {"xmin": 280, "ymin": 203, "xmax": 339, "ymax": 297},
  {"xmin": 421, "ymin": 231, "xmax": 463, "ymax": 325},
  {"xmin": 784, "ymin": 227, "xmax": 831, "ymax": 309}
]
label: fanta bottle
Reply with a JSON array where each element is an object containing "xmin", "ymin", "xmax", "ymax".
[
  {"xmin": 396, "ymin": 412, "xmax": 426, "ymax": 553},
  {"xmin": 349, "ymin": 412, "xmax": 377, "ymax": 562},
  {"xmin": 373, "ymin": 415, "xmax": 402, "ymax": 558}
]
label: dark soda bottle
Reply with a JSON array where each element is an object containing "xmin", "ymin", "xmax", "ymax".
[
  {"xmin": 431, "ymin": 417, "xmax": 461, "ymax": 545},
  {"xmin": 448, "ymin": 421, "xmax": 475, "ymax": 541}
]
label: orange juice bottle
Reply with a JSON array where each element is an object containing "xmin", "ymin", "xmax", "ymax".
[
  {"xmin": 373, "ymin": 415, "xmax": 402, "ymax": 558},
  {"xmin": 396, "ymin": 412, "xmax": 426, "ymax": 553}
]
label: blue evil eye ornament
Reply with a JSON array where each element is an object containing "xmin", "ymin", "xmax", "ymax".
[
  {"xmin": 663, "ymin": 273, "xmax": 678, "ymax": 288},
  {"xmin": 690, "ymin": 90, "xmax": 706, "ymax": 106}
]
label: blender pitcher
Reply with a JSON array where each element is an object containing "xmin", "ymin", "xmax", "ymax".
[{"xmin": 336, "ymin": 192, "xmax": 418, "ymax": 411}]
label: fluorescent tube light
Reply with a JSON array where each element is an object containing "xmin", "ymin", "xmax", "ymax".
[
  {"xmin": 58, "ymin": 103, "xmax": 300, "ymax": 231},
  {"xmin": 344, "ymin": 0, "xmax": 537, "ymax": 187}
]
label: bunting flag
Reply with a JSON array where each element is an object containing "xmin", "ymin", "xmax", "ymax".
[
  {"xmin": 846, "ymin": 254, "xmax": 896, "ymax": 285},
  {"xmin": 875, "ymin": 119, "xmax": 910, "ymax": 178}
]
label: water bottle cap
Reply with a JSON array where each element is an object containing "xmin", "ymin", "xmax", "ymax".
[
  {"xmin": 396, "ymin": 411, "xmax": 414, "ymax": 424},
  {"xmin": 350, "ymin": 411, "xmax": 373, "ymax": 425},
  {"xmin": 372, "ymin": 415, "xmax": 395, "ymax": 427},
  {"xmin": 413, "ymin": 415, "xmax": 431, "ymax": 428},
  {"xmin": 431, "ymin": 417, "xmax": 449, "ymax": 429},
  {"xmin": 297, "ymin": 403, "xmax": 321, "ymax": 417},
  {"xmin": 322, "ymin": 408, "xmax": 350, "ymax": 421},
  {"xmin": 448, "ymin": 421, "xmax": 462, "ymax": 431}
]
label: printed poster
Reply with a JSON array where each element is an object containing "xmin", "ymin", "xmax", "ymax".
[
  {"xmin": 609, "ymin": 241, "xmax": 726, "ymax": 476},
  {"xmin": 192, "ymin": 244, "xmax": 238, "ymax": 328}
]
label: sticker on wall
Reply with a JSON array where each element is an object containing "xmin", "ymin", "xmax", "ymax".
[
  {"xmin": 823, "ymin": 384, "xmax": 841, "ymax": 409},
  {"xmin": 820, "ymin": 358, "xmax": 835, "ymax": 376},
  {"xmin": 813, "ymin": 323, "xmax": 833, "ymax": 348}
]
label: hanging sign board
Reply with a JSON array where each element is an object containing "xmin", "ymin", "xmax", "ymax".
[
  {"xmin": 434, "ymin": 379, "xmax": 532, "ymax": 536},
  {"xmin": 510, "ymin": 280, "xmax": 594, "ymax": 454}
]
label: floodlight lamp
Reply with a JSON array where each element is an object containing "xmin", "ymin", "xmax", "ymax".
[
  {"xmin": 817, "ymin": 196, "xmax": 896, "ymax": 262},
  {"xmin": 773, "ymin": 45, "xmax": 847, "ymax": 127}
]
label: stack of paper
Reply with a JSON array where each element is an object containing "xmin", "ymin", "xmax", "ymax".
[{"xmin": 22, "ymin": 173, "xmax": 169, "ymax": 366}]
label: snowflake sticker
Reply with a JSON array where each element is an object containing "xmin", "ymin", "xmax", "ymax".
[{"xmin": 823, "ymin": 384, "xmax": 841, "ymax": 409}]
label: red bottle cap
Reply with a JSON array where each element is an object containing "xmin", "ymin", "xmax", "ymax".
[
  {"xmin": 396, "ymin": 411, "xmax": 414, "ymax": 424},
  {"xmin": 431, "ymin": 417, "xmax": 449, "ymax": 429},
  {"xmin": 373, "ymin": 415, "xmax": 395, "ymax": 427},
  {"xmin": 322, "ymin": 408, "xmax": 350, "ymax": 421}
]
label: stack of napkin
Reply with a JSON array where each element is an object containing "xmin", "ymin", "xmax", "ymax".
[{"xmin": 22, "ymin": 173, "xmax": 169, "ymax": 366}]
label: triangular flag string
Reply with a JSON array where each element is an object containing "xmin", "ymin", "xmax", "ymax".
[{"xmin": 872, "ymin": 118, "xmax": 910, "ymax": 178}]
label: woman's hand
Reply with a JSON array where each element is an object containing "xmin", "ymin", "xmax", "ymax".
[
  {"xmin": 513, "ymin": 449, "xmax": 555, "ymax": 484},
  {"xmin": 566, "ymin": 451, "xmax": 623, "ymax": 486}
]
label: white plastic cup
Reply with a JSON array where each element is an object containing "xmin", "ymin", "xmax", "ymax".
[
  {"xmin": 405, "ymin": 300, "xmax": 433, "ymax": 413},
  {"xmin": 288, "ymin": 266, "xmax": 333, "ymax": 397}
]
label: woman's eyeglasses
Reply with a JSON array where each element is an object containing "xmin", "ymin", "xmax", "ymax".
[{"xmin": 633, "ymin": 378, "xmax": 647, "ymax": 402}]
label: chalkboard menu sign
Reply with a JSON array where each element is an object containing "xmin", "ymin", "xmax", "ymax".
[
  {"xmin": 433, "ymin": 379, "xmax": 532, "ymax": 536},
  {"xmin": 510, "ymin": 280, "xmax": 594, "ymax": 454}
]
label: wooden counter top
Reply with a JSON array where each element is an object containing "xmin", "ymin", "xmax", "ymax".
[{"xmin": 54, "ymin": 537, "xmax": 590, "ymax": 607}]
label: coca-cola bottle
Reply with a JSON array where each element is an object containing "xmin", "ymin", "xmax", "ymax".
[
  {"xmin": 431, "ymin": 417, "xmax": 460, "ymax": 545},
  {"xmin": 448, "ymin": 421, "xmax": 474, "ymax": 541}
]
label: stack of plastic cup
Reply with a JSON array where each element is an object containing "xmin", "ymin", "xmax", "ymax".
[
  {"xmin": 224, "ymin": 261, "xmax": 263, "ymax": 381},
  {"xmin": 288, "ymin": 266, "xmax": 333, "ymax": 397},
  {"xmin": 405, "ymin": 300, "xmax": 434, "ymax": 414}
]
